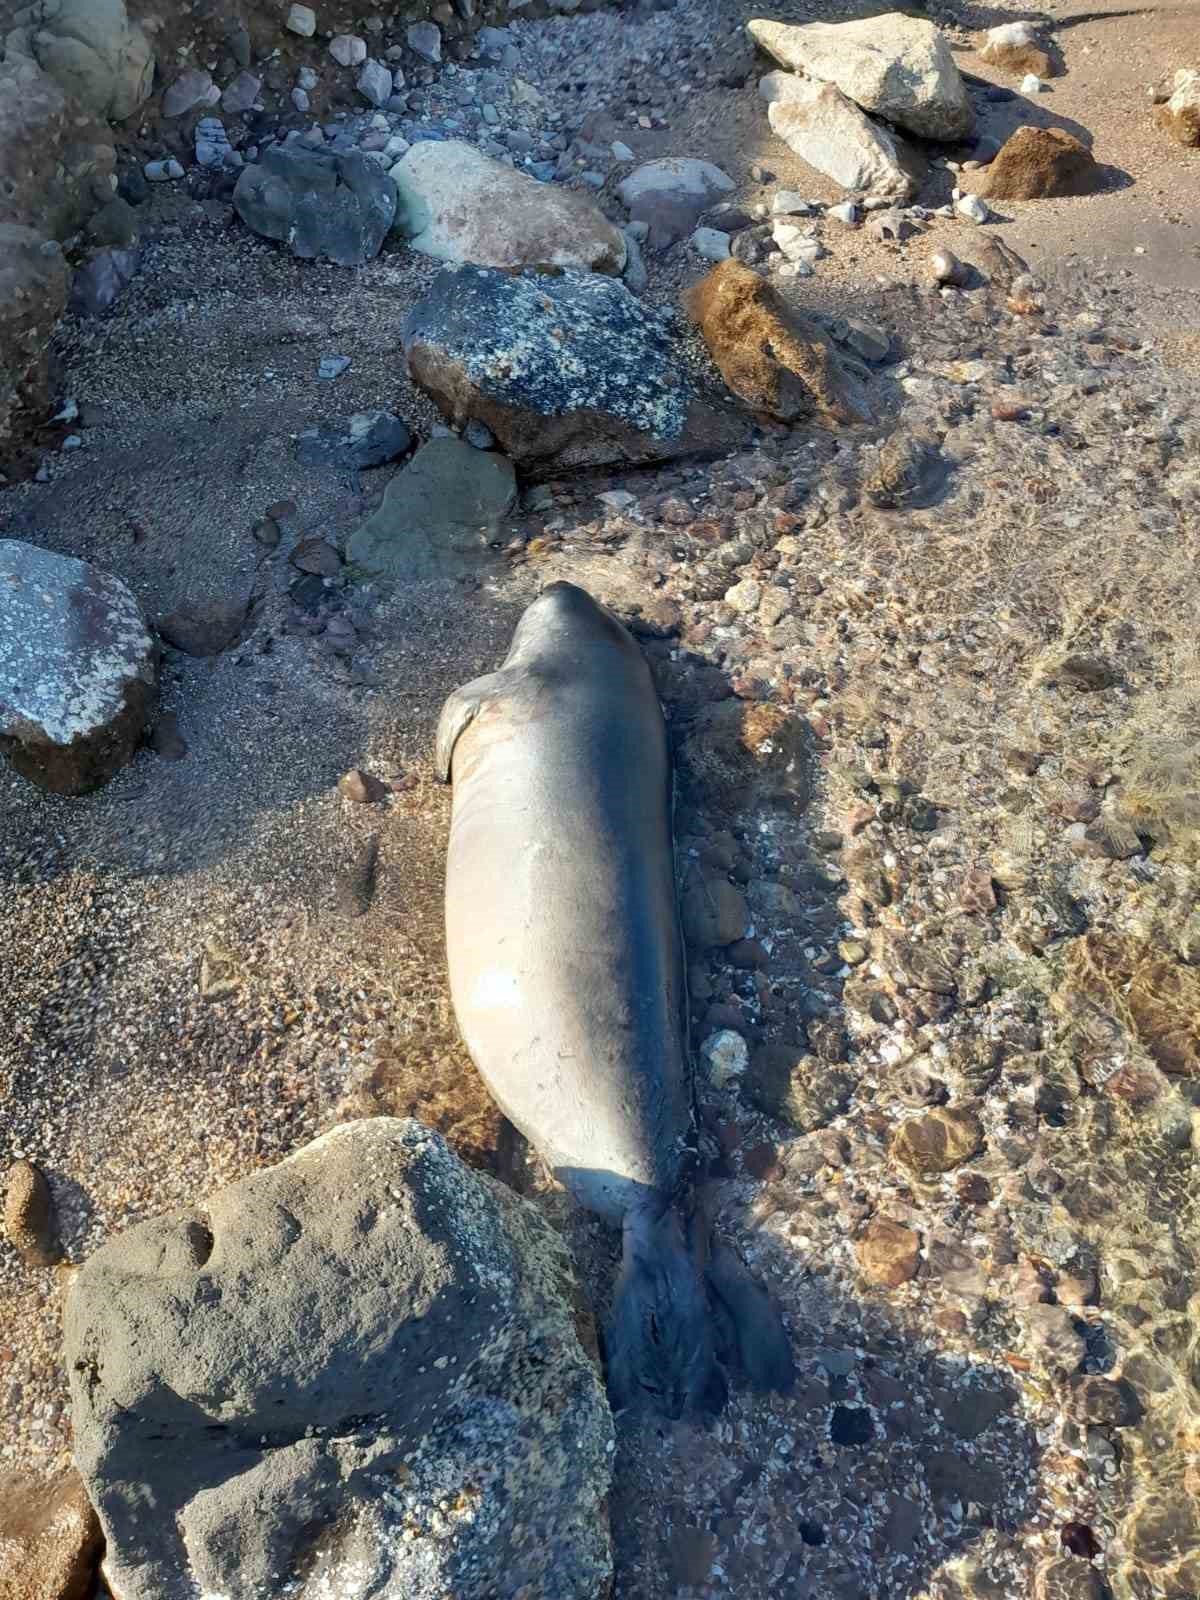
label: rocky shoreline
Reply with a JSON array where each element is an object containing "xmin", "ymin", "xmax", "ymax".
[{"xmin": 2, "ymin": 0, "xmax": 1199, "ymax": 1596}]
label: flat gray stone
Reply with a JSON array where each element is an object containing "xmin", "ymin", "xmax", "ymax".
[
  {"xmin": 407, "ymin": 21, "xmax": 442, "ymax": 62},
  {"xmin": 0, "ymin": 538, "xmax": 157, "ymax": 794},
  {"xmin": 404, "ymin": 265, "xmax": 745, "ymax": 478},
  {"xmin": 294, "ymin": 410, "xmax": 411, "ymax": 472},
  {"xmin": 616, "ymin": 157, "xmax": 735, "ymax": 249},
  {"xmin": 66, "ymin": 1119, "xmax": 612, "ymax": 1600},
  {"xmin": 347, "ymin": 436, "xmax": 516, "ymax": 578},
  {"xmin": 233, "ymin": 145, "xmax": 398, "ymax": 266}
]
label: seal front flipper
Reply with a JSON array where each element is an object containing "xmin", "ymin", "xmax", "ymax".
[{"xmin": 435, "ymin": 672, "xmax": 509, "ymax": 783}]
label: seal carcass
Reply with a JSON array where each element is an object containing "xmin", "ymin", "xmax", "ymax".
[{"xmin": 437, "ymin": 581, "xmax": 793, "ymax": 1417}]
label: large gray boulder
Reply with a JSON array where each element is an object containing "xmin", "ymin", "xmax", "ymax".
[
  {"xmin": 234, "ymin": 145, "xmax": 398, "ymax": 267},
  {"xmin": 404, "ymin": 265, "xmax": 746, "ymax": 477},
  {"xmin": 66, "ymin": 1118, "xmax": 613, "ymax": 1600},
  {"xmin": 748, "ymin": 13, "xmax": 974, "ymax": 141},
  {"xmin": 391, "ymin": 140, "xmax": 626, "ymax": 274},
  {"xmin": 762, "ymin": 78, "xmax": 916, "ymax": 200},
  {"xmin": 6, "ymin": 0, "xmax": 155, "ymax": 122},
  {"xmin": 615, "ymin": 157, "xmax": 735, "ymax": 250},
  {"xmin": 0, "ymin": 538, "xmax": 158, "ymax": 794},
  {"xmin": 0, "ymin": 47, "xmax": 116, "ymax": 239}
]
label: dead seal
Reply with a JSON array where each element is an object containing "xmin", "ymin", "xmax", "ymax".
[{"xmin": 437, "ymin": 581, "xmax": 793, "ymax": 1418}]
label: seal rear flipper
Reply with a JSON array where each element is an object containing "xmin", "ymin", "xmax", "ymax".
[
  {"xmin": 607, "ymin": 1199, "xmax": 726, "ymax": 1420},
  {"xmin": 434, "ymin": 671, "xmax": 509, "ymax": 783},
  {"xmin": 705, "ymin": 1241, "xmax": 795, "ymax": 1394}
]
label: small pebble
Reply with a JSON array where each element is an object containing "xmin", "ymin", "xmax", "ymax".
[
  {"xmin": 407, "ymin": 21, "xmax": 442, "ymax": 63},
  {"xmin": 464, "ymin": 419, "xmax": 495, "ymax": 450},
  {"xmin": 691, "ymin": 226, "xmax": 731, "ymax": 262},
  {"xmin": 701, "ymin": 1029, "xmax": 749, "ymax": 1089},
  {"xmin": 329, "ymin": 34, "xmax": 367, "ymax": 68},
  {"xmin": 285, "ymin": 2, "xmax": 316, "ymax": 36},
  {"xmin": 318, "ymin": 356, "xmax": 351, "ymax": 380},
  {"xmin": 144, "ymin": 159, "xmax": 184, "ymax": 182},
  {"xmin": 931, "ymin": 247, "xmax": 968, "ymax": 285},
  {"xmin": 1021, "ymin": 73, "xmax": 1044, "ymax": 94},
  {"xmin": 771, "ymin": 190, "xmax": 815, "ymax": 216},
  {"xmin": 611, "ymin": 141, "xmax": 635, "ymax": 162},
  {"xmin": 827, "ymin": 200, "xmax": 860, "ymax": 227},
  {"xmin": 955, "ymin": 194, "xmax": 990, "ymax": 224}
]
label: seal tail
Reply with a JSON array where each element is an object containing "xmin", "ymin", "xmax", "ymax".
[
  {"xmin": 605, "ymin": 1196, "xmax": 794, "ymax": 1418},
  {"xmin": 606, "ymin": 1197, "xmax": 727, "ymax": 1420}
]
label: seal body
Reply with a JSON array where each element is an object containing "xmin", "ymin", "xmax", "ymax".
[
  {"xmin": 438, "ymin": 582, "xmax": 794, "ymax": 1418},
  {"xmin": 438, "ymin": 581, "xmax": 691, "ymax": 1223}
]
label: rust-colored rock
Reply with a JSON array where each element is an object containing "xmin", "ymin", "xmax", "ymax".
[
  {"xmin": 856, "ymin": 1218, "xmax": 921, "ymax": 1287},
  {"xmin": 891, "ymin": 1107, "xmax": 983, "ymax": 1175},
  {"xmin": 683, "ymin": 259, "xmax": 873, "ymax": 426},
  {"xmin": 983, "ymin": 126, "xmax": 1099, "ymax": 201},
  {"xmin": 0, "ymin": 1468, "xmax": 102, "ymax": 1600},
  {"xmin": 674, "ymin": 700, "xmax": 812, "ymax": 817},
  {"xmin": 1156, "ymin": 68, "xmax": 1200, "ymax": 146},
  {"xmin": 1061, "ymin": 932, "xmax": 1200, "ymax": 1077},
  {"xmin": 3, "ymin": 1161, "xmax": 61, "ymax": 1267}
]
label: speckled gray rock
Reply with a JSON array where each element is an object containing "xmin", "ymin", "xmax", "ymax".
[
  {"xmin": 748, "ymin": 14, "xmax": 974, "ymax": 140},
  {"xmin": 233, "ymin": 145, "xmax": 397, "ymax": 267},
  {"xmin": 616, "ymin": 157, "xmax": 735, "ymax": 250},
  {"xmin": 66, "ymin": 1119, "xmax": 612, "ymax": 1600},
  {"xmin": 391, "ymin": 141, "xmax": 625, "ymax": 273},
  {"xmin": 0, "ymin": 539, "xmax": 157, "ymax": 794},
  {"xmin": 404, "ymin": 265, "xmax": 745, "ymax": 477},
  {"xmin": 347, "ymin": 436, "xmax": 515, "ymax": 579},
  {"xmin": 9, "ymin": 0, "xmax": 154, "ymax": 121}
]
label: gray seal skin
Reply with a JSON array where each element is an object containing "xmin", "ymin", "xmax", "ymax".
[{"xmin": 437, "ymin": 581, "xmax": 793, "ymax": 1418}]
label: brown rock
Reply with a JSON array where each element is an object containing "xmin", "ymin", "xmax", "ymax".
[
  {"xmin": 980, "ymin": 40, "xmax": 1055, "ymax": 79},
  {"xmin": 855, "ymin": 1218, "xmax": 921, "ymax": 1287},
  {"xmin": 674, "ymin": 700, "xmax": 812, "ymax": 817},
  {"xmin": 1032, "ymin": 1555, "xmax": 1108, "ymax": 1600},
  {"xmin": 1067, "ymin": 1374, "xmax": 1141, "ymax": 1427},
  {"xmin": 984, "ymin": 126, "xmax": 1100, "ymax": 201},
  {"xmin": 891, "ymin": 1107, "xmax": 983, "ymax": 1175},
  {"xmin": 3, "ymin": 1161, "xmax": 60, "ymax": 1267},
  {"xmin": 1155, "ymin": 68, "xmax": 1200, "ymax": 147},
  {"xmin": 0, "ymin": 226, "xmax": 71, "ymax": 446},
  {"xmin": 338, "ymin": 768, "xmax": 387, "ymax": 804},
  {"xmin": 150, "ymin": 710, "xmax": 188, "ymax": 762},
  {"xmin": 290, "ymin": 538, "xmax": 341, "ymax": 577},
  {"xmin": 683, "ymin": 259, "xmax": 873, "ymax": 426},
  {"xmin": 743, "ymin": 1043, "xmax": 853, "ymax": 1130},
  {"xmin": 1061, "ymin": 932, "xmax": 1200, "ymax": 1078},
  {"xmin": 0, "ymin": 1468, "xmax": 101, "ymax": 1600},
  {"xmin": 680, "ymin": 877, "xmax": 749, "ymax": 948},
  {"xmin": 959, "ymin": 866, "xmax": 998, "ymax": 913}
]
